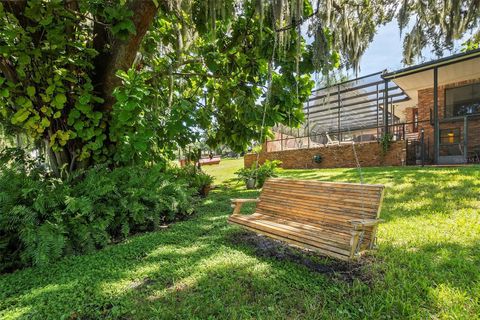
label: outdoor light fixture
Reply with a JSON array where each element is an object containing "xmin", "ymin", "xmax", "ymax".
[
  {"xmin": 448, "ymin": 132, "xmax": 455, "ymax": 144},
  {"xmin": 313, "ymin": 154, "xmax": 323, "ymax": 163}
]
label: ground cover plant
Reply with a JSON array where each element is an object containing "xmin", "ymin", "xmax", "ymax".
[{"xmin": 1, "ymin": 159, "xmax": 479, "ymax": 319}]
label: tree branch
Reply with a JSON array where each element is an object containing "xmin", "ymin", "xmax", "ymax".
[
  {"xmin": 2, "ymin": 0, "xmax": 27, "ymax": 27},
  {"xmin": 0, "ymin": 57, "xmax": 18, "ymax": 83},
  {"xmin": 274, "ymin": 10, "xmax": 318, "ymax": 33}
]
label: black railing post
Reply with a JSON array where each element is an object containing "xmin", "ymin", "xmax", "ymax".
[
  {"xmin": 464, "ymin": 116, "xmax": 468, "ymax": 163},
  {"xmin": 337, "ymin": 84, "xmax": 341, "ymax": 141},
  {"xmin": 433, "ymin": 67, "xmax": 439, "ymax": 164},
  {"xmin": 376, "ymin": 84, "xmax": 380, "ymax": 138},
  {"xmin": 383, "ymin": 79, "xmax": 389, "ymax": 135},
  {"xmin": 421, "ymin": 128, "xmax": 425, "ymax": 167},
  {"xmin": 306, "ymin": 99, "xmax": 310, "ymax": 149}
]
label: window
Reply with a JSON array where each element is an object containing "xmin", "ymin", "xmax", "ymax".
[
  {"xmin": 440, "ymin": 128, "xmax": 460, "ymax": 145},
  {"xmin": 445, "ymin": 83, "xmax": 480, "ymax": 118}
]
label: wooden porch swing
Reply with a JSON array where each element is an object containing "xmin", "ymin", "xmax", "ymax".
[
  {"xmin": 228, "ymin": 93, "xmax": 386, "ymax": 261},
  {"xmin": 228, "ymin": 178, "xmax": 384, "ymax": 261}
]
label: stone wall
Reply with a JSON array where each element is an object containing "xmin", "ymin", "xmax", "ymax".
[{"xmin": 244, "ymin": 141, "xmax": 406, "ymax": 169}]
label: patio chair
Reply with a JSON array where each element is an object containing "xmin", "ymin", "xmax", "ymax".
[
  {"xmin": 326, "ymin": 132, "xmax": 354, "ymax": 146},
  {"xmin": 325, "ymin": 132, "xmax": 340, "ymax": 146}
]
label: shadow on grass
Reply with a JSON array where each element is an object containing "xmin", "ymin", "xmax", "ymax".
[
  {"xmin": 128, "ymin": 235, "xmax": 480, "ymax": 319},
  {"xmin": 225, "ymin": 230, "xmax": 375, "ymax": 284}
]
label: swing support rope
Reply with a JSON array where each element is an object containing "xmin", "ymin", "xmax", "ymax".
[{"xmin": 319, "ymin": 84, "xmax": 368, "ymax": 256}]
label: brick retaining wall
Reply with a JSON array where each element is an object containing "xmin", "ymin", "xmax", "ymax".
[{"xmin": 244, "ymin": 141, "xmax": 406, "ymax": 169}]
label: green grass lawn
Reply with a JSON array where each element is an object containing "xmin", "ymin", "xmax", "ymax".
[
  {"xmin": 203, "ymin": 157, "xmax": 244, "ymax": 185},
  {"xmin": 1, "ymin": 161, "xmax": 479, "ymax": 319}
]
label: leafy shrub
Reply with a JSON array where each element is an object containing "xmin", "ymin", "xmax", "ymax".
[
  {"xmin": 235, "ymin": 160, "xmax": 282, "ymax": 188},
  {"xmin": 0, "ymin": 148, "xmax": 196, "ymax": 273},
  {"xmin": 234, "ymin": 166, "xmax": 254, "ymax": 182}
]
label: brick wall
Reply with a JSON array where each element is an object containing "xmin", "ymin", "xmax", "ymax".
[
  {"xmin": 244, "ymin": 141, "xmax": 406, "ymax": 169},
  {"xmin": 404, "ymin": 107, "xmax": 414, "ymax": 133},
  {"xmin": 403, "ymin": 107, "xmax": 418, "ymax": 135}
]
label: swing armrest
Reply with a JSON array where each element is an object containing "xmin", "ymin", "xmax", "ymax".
[
  {"xmin": 230, "ymin": 198, "xmax": 260, "ymax": 215},
  {"xmin": 231, "ymin": 198, "xmax": 260, "ymax": 204},
  {"xmin": 349, "ymin": 218, "xmax": 383, "ymax": 229}
]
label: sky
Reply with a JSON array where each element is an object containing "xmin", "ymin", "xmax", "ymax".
[
  {"xmin": 355, "ymin": 21, "xmax": 467, "ymax": 77},
  {"xmin": 357, "ymin": 21, "xmax": 409, "ymax": 76}
]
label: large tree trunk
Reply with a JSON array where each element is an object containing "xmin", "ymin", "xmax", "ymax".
[{"xmin": 95, "ymin": 0, "xmax": 158, "ymax": 111}]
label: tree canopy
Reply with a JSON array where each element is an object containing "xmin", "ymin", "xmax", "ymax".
[{"xmin": 0, "ymin": 0, "xmax": 478, "ymax": 174}]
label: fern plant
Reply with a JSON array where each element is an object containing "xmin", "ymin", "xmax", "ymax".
[{"xmin": 0, "ymin": 148, "xmax": 197, "ymax": 273}]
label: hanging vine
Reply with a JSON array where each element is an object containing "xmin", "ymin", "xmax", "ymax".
[{"xmin": 1, "ymin": 0, "xmax": 479, "ymax": 172}]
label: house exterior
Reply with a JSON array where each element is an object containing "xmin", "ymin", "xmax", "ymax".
[
  {"xmin": 254, "ymin": 49, "xmax": 480, "ymax": 168},
  {"xmin": 383, "ymin": 49, "xmax": 480, "ymax": 164}
]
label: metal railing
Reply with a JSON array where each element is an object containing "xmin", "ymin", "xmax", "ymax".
[{"xmin": 265, "ymin": 120, "xmax": 431, "ymax": 152}]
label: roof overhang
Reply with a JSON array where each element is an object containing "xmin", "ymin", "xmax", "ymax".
[
  {"xmin": 382, "ymin": 48, "xmax": 480, "ymax": 80},
  {"xmin": 382, "ymin": 49, "xmax": 480, "ymax": 107}
]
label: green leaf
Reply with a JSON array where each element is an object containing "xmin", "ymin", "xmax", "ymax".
[
  {"xmin": 134, "ymin": 141, "xmax": 147, "ymax": 152},
  {"xmin": 39, "ymin": 15, "xmax": 53, "ymax": 26},
  {"xmin": 46, "ymin": 85, "xmax": 55, "ymax": 95},
  {"xmin": 111, "ymin": 19, "xmax": 136, "ymax": 38},
  {"xmin": 115, "ymin": 70, "xmax": 129, "ymax": 81},
  {"xmin": 1, "ymin": 88, "xmax": 9, "ymax": 98},
  {"xmin": 79, "ymin": 94, "xmax": 91, "ymax": 105},
  {"xmin": 118, "ymin": 111, "xmax": 131, "ymax": 122},
  {"xmin": 67, "ymin": 111, "xmax": 80, "ymax": 128},
  {"xmin": 26, "ymin": 86, "xmax": 35, "ymax": 97},
  {"xmin": 74, "ymin": 121, "xmax": 84, "ymax": 131},
  {"xmin": 18, "ymin": 54, "xmax": 31, "ymax": 66},
  {"xmin": 40, "ymin": 118, "xmax": 50, "ymax": 128},
  {"xmin": 12, "ymin": 109, "xmax": 30, "ymax": 124},
  {"xmin": 53, "ymin": 94, "xmax": 67, "ymax": 109},
  {"xmin": 124, "ymin": 101, "xmax": 137, "ymax": 111}
]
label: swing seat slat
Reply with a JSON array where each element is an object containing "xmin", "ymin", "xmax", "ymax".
[{"xmin": 228, "ymin": 178, "xmax": 385, "ymax": 261}]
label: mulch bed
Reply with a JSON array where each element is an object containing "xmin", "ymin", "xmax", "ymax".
[{"xmin": 229, "ymin": 231, "xmax": 378, "ymax": 284}]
